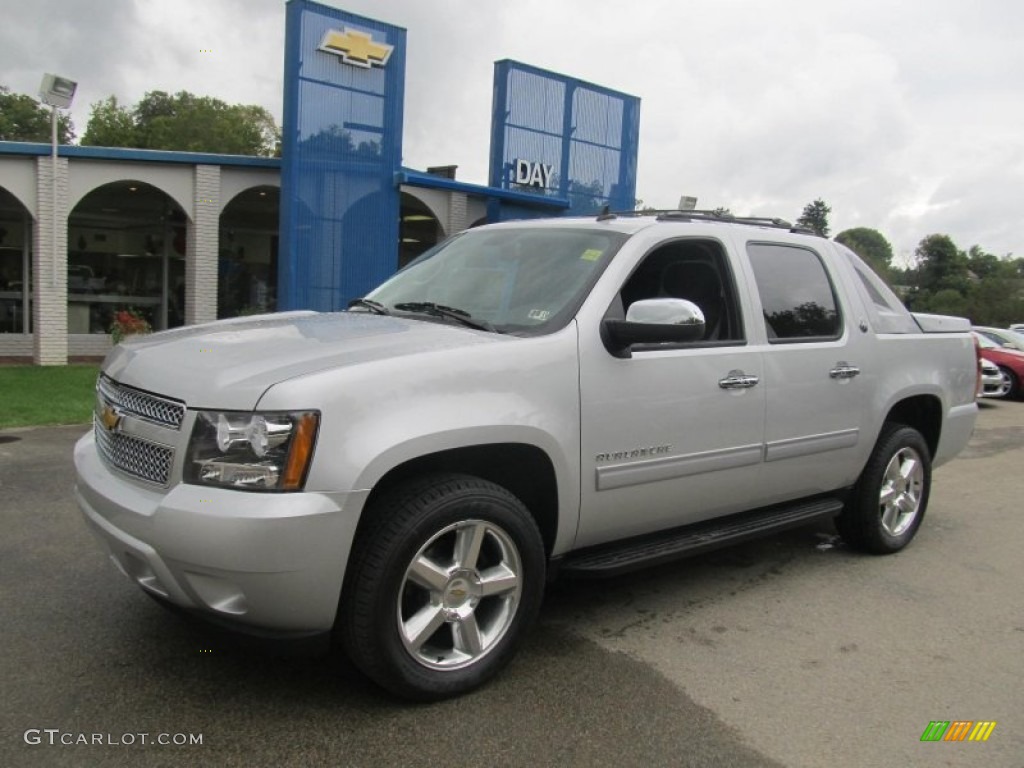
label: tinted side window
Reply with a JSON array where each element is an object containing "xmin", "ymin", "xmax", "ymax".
[
  {"xmin": 614, "ymin": 239, "xmax": 744, "ymax": 344},
  {"xmin": 747, "ymin": 243, "xmax": 841, "ymax": 341}
]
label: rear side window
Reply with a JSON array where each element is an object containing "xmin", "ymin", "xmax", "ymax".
[
  {"xmin": 747, "ymin": 243, "xmax": 842, "ymax": 341},
  {"xmin": 835, "ymin": 243, "xmax": 918, "ymax": 334}
]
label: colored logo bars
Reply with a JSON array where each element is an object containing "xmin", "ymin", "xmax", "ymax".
[{"xmin": 920, "ymin": 721, "xmax": 997, "ymax": 742}]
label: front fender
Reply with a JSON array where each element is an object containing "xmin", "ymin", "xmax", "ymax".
[{"xmin": 255, "ymin": 326, "xmax": 583, "ymax": 555}]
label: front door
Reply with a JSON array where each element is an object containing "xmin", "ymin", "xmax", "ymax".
[{"xmin": 576, "ymin": 237, "xmax": 767, "ymax": 549}]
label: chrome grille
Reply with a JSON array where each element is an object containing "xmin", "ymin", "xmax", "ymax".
[
  {"xmin": 94, "ymin": 415, "xmax": 174, "ymax": 486},
  {"xmin": 97, "ymin": 374, "xmax": 185, "ymax": 429}
]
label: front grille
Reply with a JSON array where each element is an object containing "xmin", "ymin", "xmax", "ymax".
[
  {"xmin": 97, "ymin": 374, "xmax": 185, "ymax": 429},
  {"xmin": 94, "ymin": 415, "xmax": 174, "ymax": 486}
]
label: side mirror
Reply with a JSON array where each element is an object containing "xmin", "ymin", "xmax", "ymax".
[{"xmin": 603, "ymin": 298, "xmax": 705, "ymax": 357}]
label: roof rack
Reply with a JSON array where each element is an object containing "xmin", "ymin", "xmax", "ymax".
[{"xmin": 595, "ymin": 208, "xmax": 812, "ymax": 234}]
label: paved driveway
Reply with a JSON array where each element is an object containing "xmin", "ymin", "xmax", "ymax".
[{"xmin": 1, "ymin": 401, "xmax": 1021, "ymax": 767}]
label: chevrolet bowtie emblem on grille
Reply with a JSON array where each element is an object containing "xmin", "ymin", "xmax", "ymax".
[
  {"xmin": 100, "ymin": 405, "xmax": 122, "ymax": 432},
  {"xmin": 318, "ymin": 27, "xmax": 393, "ymax": 69}
]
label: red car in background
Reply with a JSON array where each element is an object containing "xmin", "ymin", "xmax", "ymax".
[{"xmin": 973, "ymin": 331, "xmax": 1024, "ymax": 400}]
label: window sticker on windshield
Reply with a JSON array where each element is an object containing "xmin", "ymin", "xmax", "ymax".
[
  {"xmin": 580, "ymin": 249, "xmax": 603, "ymax": 261},
  {"xmin": 528, "ymin": 309, "xmax": 551, "ymax": 321}
]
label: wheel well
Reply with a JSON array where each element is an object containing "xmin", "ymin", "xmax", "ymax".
[
  {"xmin": 884, "ymin": 396, "xmax": 942, "ymax": 458},
  {"xmin": 362, "ymin": 444, "xmax": 559, "ymax": 555}
]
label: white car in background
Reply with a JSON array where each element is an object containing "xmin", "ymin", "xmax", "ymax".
[{"xmin": 979, "ymin": 357, "xmax": 1008, "ymax": 398}]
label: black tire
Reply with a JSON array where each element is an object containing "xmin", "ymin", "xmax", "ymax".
[
  {"xmin": 338, "ymin": 473, "xmax": 545, "ymax": 700},
  {"xmin": 836, "ymin": 423, "xmax": 931, "ymax": 554},
  {"xmin": 996, "ymin": 366, "xmax": 1019, "ymax": 400}
]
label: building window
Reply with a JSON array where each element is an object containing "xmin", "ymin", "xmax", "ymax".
[
  {"xmin": 218, "ymin": 186, "xmax": 279, "ymax": 319},
  {"xmin": 0, "ymin": 189, "xmax": 32, "ymax": 334},
  {"xmin": 67, "ymin": 181, "xmax": 187, "ymax": 334}
]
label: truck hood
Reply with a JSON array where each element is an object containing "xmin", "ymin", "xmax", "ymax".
[{"xmin": 103, "ymin": 311, "xmax": 506, "ymax": 410}]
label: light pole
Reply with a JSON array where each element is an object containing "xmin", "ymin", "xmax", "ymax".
[{"xmin": 38, "ymin": 74, "xmax": 77, "ymax": 289}]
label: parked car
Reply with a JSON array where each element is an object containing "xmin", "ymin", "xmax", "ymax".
[
  {"xmin": 974, "ymin": 325, "xmax": 1024, "ymax": 353},
  {"xmin": 979, "ymin": 357, "xmax": 1007, "ymax": 398},
  {"xmin": 1009, "ymin": 324, "xmax": 1024, "ymax": 333},
  {"xmin": 973, "ymin": 331, "xmax": 1024, "ymax": 399}
]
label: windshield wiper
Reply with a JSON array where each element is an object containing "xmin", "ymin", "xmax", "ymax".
[
  {"xmin": 393, "ymin": 302, "xmax": 500, "ymax": 333},
  {"xmin": 347, "ymin": 298, "xmax": 391, "ymax": 315}
]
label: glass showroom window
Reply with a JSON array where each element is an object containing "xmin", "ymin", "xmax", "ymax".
[
  {"xmin": 67, "ymin": 183, "xmax": 187, "ymax": 335},
  {"xmin": 0, "ymin": 201, "xmax": 31, "ymax": 334}
]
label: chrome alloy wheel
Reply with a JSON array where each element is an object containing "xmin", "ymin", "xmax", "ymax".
[
  {"xmin": 878, "ymin": 447, "xmax": 924, "ymax": 536},
  {"xmin": 397, "ymin": 519, "xmax": 523, "ymax": 670},
  {"xmin": 995, "ymin": 369, "xmax": 1013, "ymax": 398}
]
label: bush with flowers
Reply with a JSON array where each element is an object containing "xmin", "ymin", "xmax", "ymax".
[{"xmin": 109, "ymin": 308, "xmax": 152, "ymax": 344}]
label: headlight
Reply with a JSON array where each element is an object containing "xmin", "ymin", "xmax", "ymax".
[{"xmin": 185, "ymin": 410, "xmax": 320, "ymax": 491}]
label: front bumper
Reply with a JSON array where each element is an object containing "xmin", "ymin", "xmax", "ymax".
[
  {"xmin": 74, "ymin": 431, "xmax": 368, "ymax": 635},
  {"xmin": 980, "ymin": 371, "xmax": 1004, "ymax": 397}
]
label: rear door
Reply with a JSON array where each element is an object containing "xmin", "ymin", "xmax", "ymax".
[{"xmin": 740, "ymin": 239, "xmax": 871, "ymax": 502}]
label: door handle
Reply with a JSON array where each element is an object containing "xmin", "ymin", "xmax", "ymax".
[
  {"xmin": 718, "ymin": 370, "xmax": 760, "ymax": 389},
  {"xmin": 829, "ymin": 362, "xmax": 861, "ymax": 380}
]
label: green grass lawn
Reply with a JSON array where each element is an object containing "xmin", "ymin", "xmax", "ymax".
[{"xmin": 0, "ymin": 365, "xmax": 98, "ymax": 429}]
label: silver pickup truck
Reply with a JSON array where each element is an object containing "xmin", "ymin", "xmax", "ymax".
[{"xmin": 73, "ymin": 211, "xmax": 978, "ymax": 699}]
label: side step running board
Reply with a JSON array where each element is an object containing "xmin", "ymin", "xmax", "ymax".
[{"xmin": 559, "ymin": 497, "xmax": 843, "ymax": 578}]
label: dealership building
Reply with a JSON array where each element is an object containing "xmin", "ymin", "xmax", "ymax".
[{"xmin": 0, "ymin": 0, "xmax": 639, "ymax": 364}]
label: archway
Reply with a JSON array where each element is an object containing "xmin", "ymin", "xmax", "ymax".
[
  {"xmin": 0, "ymin": 187, "xmax": 32, "ymax": 334},
  {"xmin": 399, "ymin": 192, "xmax": 444, "ymax": 269},
  {"xmin": 218, "ymin": 185, "xmax": 280, "ymax": 318},
  {"xmin": 68, "ymin": 180, "xmax": 189, "ymax": 334}
]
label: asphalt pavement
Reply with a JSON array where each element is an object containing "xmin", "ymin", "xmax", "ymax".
[{"xmin": 1, "ymin": 401, "xmax": 1021, "ymax": 767}]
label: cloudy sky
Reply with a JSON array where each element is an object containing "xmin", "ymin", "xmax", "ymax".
[{"xmin": 3, "ymin": 0, "xmax": 1022, "ymax": 263}]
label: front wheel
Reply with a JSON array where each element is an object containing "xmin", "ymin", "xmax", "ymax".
[
  {"xmin": 338, "ymin": 474, "xmax": 545, "ymax": 700},
  {"xmin": 836, "ymin": 424, "xmax": 931, "ymax": 554},
  {"xmin": 996, "ymin": 366, "xmax": 1019, "ymax": 399}
]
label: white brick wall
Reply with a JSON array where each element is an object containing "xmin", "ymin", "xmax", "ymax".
[
  {"xmin": 33, "ymin": 155, "xmax": 69, "ymax": 365},
  {"xmin": 69, "ymin": 334, "xmax": 113, "ymax": 357},
  {"xmin": 187, "ymin": 165, "xmax": 220, "ymax": 325},
  {"xmin": 0, "ymin": 335, "xmax": 33, "ymax": 357},
  {"xmin": 448, "ymin": 191, "xmax": 468, "ymax": 235}
]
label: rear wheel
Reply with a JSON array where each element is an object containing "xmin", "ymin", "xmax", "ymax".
[
  {"xmin": 837, "ymin": 424, "xmax": 931, "ymax": 554},
  {"xmin": 339, "ymin": 473, "xmax": 545, "ymax": 700}
]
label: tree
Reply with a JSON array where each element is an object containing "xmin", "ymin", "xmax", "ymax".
[
  {"xmin": 82, "ymin": 90, "xmax": 279, "ymax": 156},
  {"xmin": 835, "ymin": 227, "xmax": 894, "ymax": 280},
  {"xmin": 914, "ymin": 234, "xmax": 970, "ymax": 295},
  {"xmin": 920, "ymin": 288, "xmax": 970, "ymax": 318},
  {"xmin": 80, "ymin": 96, "xmax": 137, "ymax": 147},
  {"xmin": 966, "ymin": 274, "xmax": 1024, "ymax": 326},
  {"xmin": 796, "ymin": 198, "xmax": 832, "ymax": 237},
  {"xmin": 965, "ymin": 244, "xmax": 1002, "ymax": 280},
  {"xmin": 0, "ymin": 85, "xmax": 74, "ymax": 143}
]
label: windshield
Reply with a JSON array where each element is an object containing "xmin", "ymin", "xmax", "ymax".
[{"xmin": 365, "ymin": 226, "xmax": 627, "ymax": 334}]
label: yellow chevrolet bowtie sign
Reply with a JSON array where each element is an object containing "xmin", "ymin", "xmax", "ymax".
[{"xmin": 318, "ymin": 27, "xmax": 393, "ymax": 69}]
